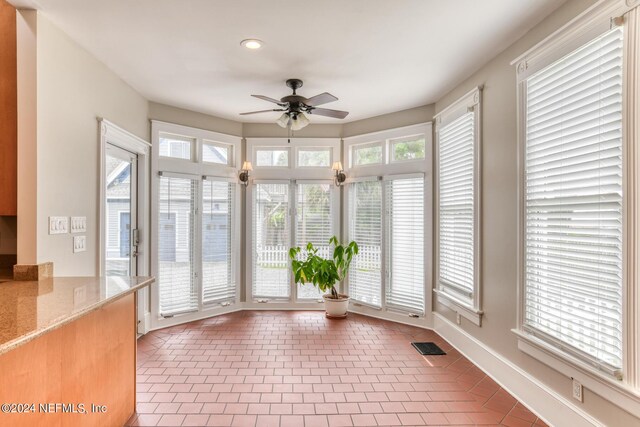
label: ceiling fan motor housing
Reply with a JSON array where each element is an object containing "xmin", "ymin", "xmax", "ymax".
[{"xmin": 285, "ymin": 78, "xmax": 304, "ymax": 94}]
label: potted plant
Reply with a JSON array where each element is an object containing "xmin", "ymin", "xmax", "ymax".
[{"xmin": 290, "ymin": 236, "xmax": 358, "ymax": 318}]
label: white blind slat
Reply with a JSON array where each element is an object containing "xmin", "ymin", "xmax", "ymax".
[
  {"xmin": 158, "ymin": 176, "xmax": 198, "ymax": 315},
  {"xmin": 252, "ymin": 183, "xmax": 291, "ymax": 299},
  {"xmin": 202, "ymin": 180, "xmax": 236, "ymax": 304},
  {"xmin": 296, "ymin": 183, "xmax": 333, "ymax": 300},
  {"xmin": 348, "ymin": 181, "xmax": 382, "ymax": 307},
  {"xmin": 438, "ymin": 111, "xmax": 476, "ymax": 302},
  {"xmin": 523, "ymin": 27, "xmax": 624, "ymax": 372},
  {"xmin": 386, "ymin": 177, "xmax": 424, "ymax": 313}
]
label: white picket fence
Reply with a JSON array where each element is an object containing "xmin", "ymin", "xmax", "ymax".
[
  {"xmin": 256, "ymin": 244, "xmax": 381, "ymax": 270},
  {"xmin": 257, "ymin": 245, "xmax": 288, "ymax": 268}
]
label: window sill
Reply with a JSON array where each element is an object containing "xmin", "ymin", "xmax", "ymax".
[
  {"xmin": 513, "ymin": 328, "xmax": 640, "ymax": 418},
  {"xmin": 433, "ymin": 289, "xmax": 482, "ymax": 326}
]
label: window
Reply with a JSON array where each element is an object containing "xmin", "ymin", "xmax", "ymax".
[
  {"xmin": 158, "ymin": 175, "xmax": 198, "ymax": 316},
  {"xmin": 348, "ymin": 180, "xmax": 383, "ymax": 307},
  {"xmin": 159, "ymin": 133, "xmax": 193, "ymax": 160},
  {"xmin": 344, "ymin": 124, "xmax": 431, "ymax": 318},
  {"xmin": 298, "ymin": 148, "xmax": 331, "ymax": 167},
  {"xmin": 522, "ymin": 27, "xmax": 624, "ymax": 374},
  {"xmin": 352, "ymin": 142, "xmax": 383, "ymax": 166},
  {"xmin": 152, "ymin": 121, "xmax": 241, "ymax": 328},
  {"xmin": 385, "ymin": 176, "xmax": 424, "ymax": 313},
  {"xmin": 390, "ymin": 136, "xmax": 426, "ymax": 162},
  {"xmin": 252, "ymin": 183, "xmax": 291, "ymax": 299},
  {"xmin": 202, "ymin": 179, "xmax": 235, "ymax": 304},
  {"xmin": 203, "ymin": 141, "xmax": 230, "ymax": 165},
  {"xmin": 295, "ymin": 183, "xmax": 334, "ymax": 300},
  {"xmin": 435, "ymin": 87, "xmax": 481, "ymax": 324},
  {"xmin": 256, "ymin": 148, "xmax": 289, "ymax": 167}
]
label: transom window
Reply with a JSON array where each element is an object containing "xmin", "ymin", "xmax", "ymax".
[
  {"xmin": 256, "ymin": 148, "xmax": 289, "ymax": 167},
  {"xmin": 297, "ymin": 147, "xmax": 332, "ymax": 167},
  {"xmin": 352, "ymin": 142, "xmax": 383, "ymax": 167},
  {"xmin": 159, "ymin": 133, "xmax": 194, "ymax": 160},
  {"xmin": 202, "ymin": 140, "xmax": 231, "ymax": 165},
  {"xmin": 390, "ymin": 135, "xmax": 426, "ymax": 162}
]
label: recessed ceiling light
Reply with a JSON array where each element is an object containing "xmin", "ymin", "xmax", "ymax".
[{"xmin": 241, "ymin": 39, "xmax": 263, "ymax": 50}]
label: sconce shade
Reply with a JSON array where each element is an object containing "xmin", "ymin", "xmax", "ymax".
[
  {"xmin": 242, "ymin": 161, "xmax": 253, "ymax": 171},
  {"xmin": 331, "ymin": 161, "xmax": 344, "ymax": 171}
]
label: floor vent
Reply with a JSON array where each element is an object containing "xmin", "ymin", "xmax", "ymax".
[{"xmin": 411, "ymin": 342, "xmax": 446, "ymax": 355}]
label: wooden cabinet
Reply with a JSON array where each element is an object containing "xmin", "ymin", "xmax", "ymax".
[{"xmin": 0, "ymin": 0, "xmax": 17, "ymax": 215}]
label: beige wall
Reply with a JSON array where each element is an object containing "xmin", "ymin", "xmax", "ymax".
[
  {"xmin": 152, "ymin": 102, "xmax": 435, "ymax": 141},
  {"xmin": 342, "ymin": 104, "xmax": 435, "ymax": 138},
  {"xmin": 34, "ymin": 14, "xmax": 148, "ymax": 275},
  {"xmin": 149, "ymin": 102, "xmax": 242, "ymax": 137},
  {"xmin": 433, "ymin": 0, "xmax": 638, "ymax": 425}
]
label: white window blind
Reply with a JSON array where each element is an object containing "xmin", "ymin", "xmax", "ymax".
[
  {"xmin": 253, "ymin": 183, "xmax": 291, "ymax": 299},
  {"xmin": 438, "ymin": 111, "xmax": 476, "ymax": 303},
  {"xmin": 202, "ymin": 179, "xmax": 235, "ymax": 304},
  {"xmin": 523, "ymin": 27, "xmax": 624, "ymax": 373},
  {"xmin": 295, "ymin": 183, "xmax": 333, "ymax": 300},
  {"xmin": 386, "ymin": 177, "xmax": 424, "ymax": 313},
  {"xmin": 348, "ymin": 180, "xmax": 383, "ymax": 307},
  {"xmin": 158, "ymin": 175, "xmax": 198, "ymax": 316}
]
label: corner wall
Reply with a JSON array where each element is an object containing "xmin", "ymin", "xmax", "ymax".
[
  {"xmin": 433, "ymin": 0, "xmax": 638, "ymax": 425},
  {"xmin": 34, "ymin": 13, "xmax": 148, "ymax": 275}
]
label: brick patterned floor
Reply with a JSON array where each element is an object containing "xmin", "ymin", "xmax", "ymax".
[{"xmin": 127, "ymin": 311, "xmax": 549, "ymax": 426}]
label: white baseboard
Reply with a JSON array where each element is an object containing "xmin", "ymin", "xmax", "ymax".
[
  {"xmin": 348, "ymin": 304, "xmax": 433, "ymax": 330},
  {"xmin": 433, "ymin": 313, "xmax": 604, "ymax": 427}
]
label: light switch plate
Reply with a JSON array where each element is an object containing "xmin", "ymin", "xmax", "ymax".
[
  {"xmin": 49, "ymin": 216, "xmax": 69, "ymax": 235},
  {"xmin": 73, "ymin": 235, "xmax": 86, "ymax": 253},
  {"xmin": 71, "ymin": 216, "xmax": 87, "ymax": 233}
]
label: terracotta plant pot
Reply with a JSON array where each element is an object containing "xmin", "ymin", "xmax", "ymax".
[{"xmin": 323, "ymin": 294, "xmax": 349, "ymax": 318}]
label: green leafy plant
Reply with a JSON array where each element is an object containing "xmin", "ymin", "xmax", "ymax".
[{"xmin": 289, "ymin": 236, "xmax": 359, "ymax": 299}]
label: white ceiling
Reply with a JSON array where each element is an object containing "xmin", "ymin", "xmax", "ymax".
[{"xmin": 16, "ymin": 0, "xmax": 566, "ymax": 123}]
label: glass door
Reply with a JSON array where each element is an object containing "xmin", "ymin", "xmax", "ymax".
[{"xmin": 104, "ymin": 144, "xmax": 138, "ymax": 276}]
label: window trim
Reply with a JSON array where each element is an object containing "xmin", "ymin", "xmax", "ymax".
[
  {"xmin": 513, "ymin": 0, "xmax": 640, "ymax": 412},
  {"xmin": 433, "ymin": 86, "xmax": 483, "ymax": 326}
]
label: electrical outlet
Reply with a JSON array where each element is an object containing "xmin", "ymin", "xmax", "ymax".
[
  {"xmin": 73, "ymin": 235, "xmax": 86, "ymax": 253},
  {"xmin": 49, "ymin": 216, "xmax": 69, "ymax": 234},
  {"xmin": 572, "ymin": 378, "xmax": 583, "ymax": 402},
  {"xmin": 70, "ymin": 216, "xmax": 87, "ymax": 233},
  {"xmin": 456, "ymin": 313, "xmax": 462, "ymax": 325}
]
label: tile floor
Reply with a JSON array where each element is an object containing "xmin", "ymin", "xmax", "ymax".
[{"xmin": 127, "ymin": 311, "xmax": 548, "ymax": 426}]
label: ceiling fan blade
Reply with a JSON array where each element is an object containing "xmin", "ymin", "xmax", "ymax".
[
  {"xmin": 305, "ymin": 92, "xmax": 338, "ymax": 107},
  {"xmin": 309, "ymin": 107, "xmax": 349, "ymax": 119},
  {"xmin": 239, "ymin": 109, "xmax": 285, "ymax": 115},
  {"xmin": 251, "ymin": 94, "xmax": 286, "ymax": 105}
]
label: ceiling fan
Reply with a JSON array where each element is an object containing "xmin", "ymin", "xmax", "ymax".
[{"xmin": 240, "ymin": 79, "xmax": 349, "ymax": 131}]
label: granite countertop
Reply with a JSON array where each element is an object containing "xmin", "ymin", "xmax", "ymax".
[{"xmin": 0, "ymin": 276, "xmax": 154, "ymax": 355}]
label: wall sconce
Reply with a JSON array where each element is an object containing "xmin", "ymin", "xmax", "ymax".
[
  {"xmin": 239, "ymin": 161, "xmax": 253, "ymax": 187},
  {"xmin": 332, "ymin": 161, "xmax": 346, "ymax": 187}
]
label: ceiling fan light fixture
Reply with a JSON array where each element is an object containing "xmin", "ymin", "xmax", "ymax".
[
  {"xmin": 240, "ymin": 39, "xmax": 263, "ymax": 50},
  {"xmin": 276, "ymin": 113, "xmax": 290, "ymax": 128},
  {"xmin": 290, "ymin": 112, "xmax": 310, "ymax": 131}
]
